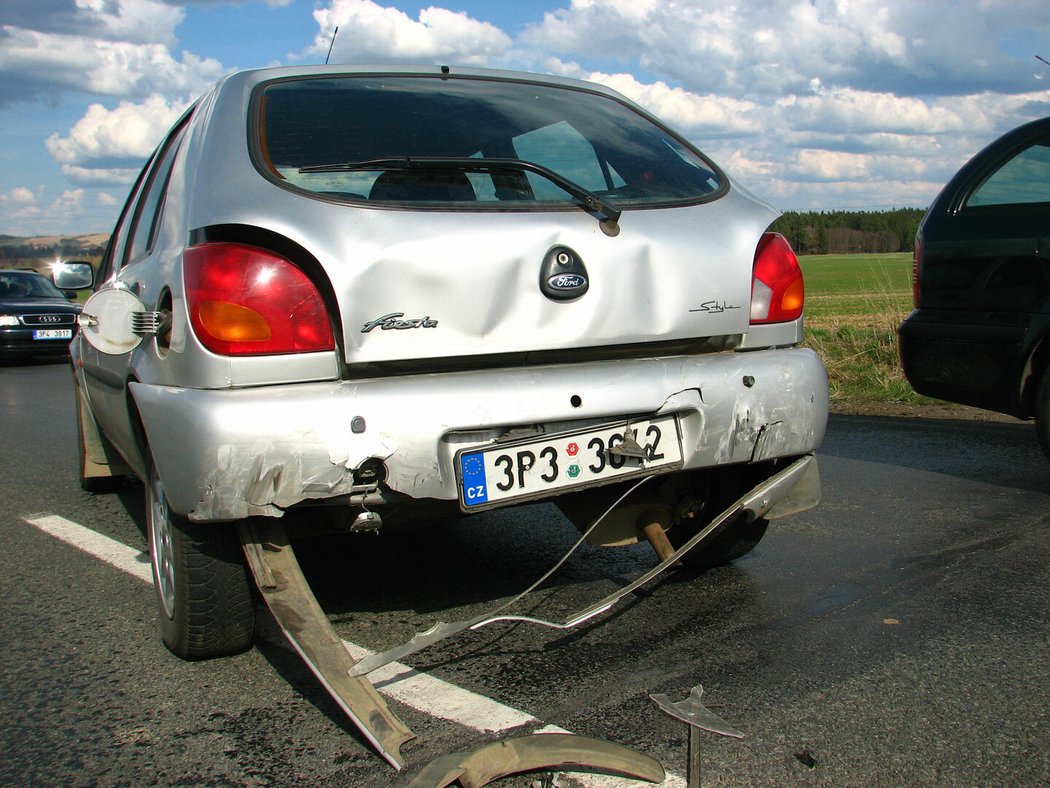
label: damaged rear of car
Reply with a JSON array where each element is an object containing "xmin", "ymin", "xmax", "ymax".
[{"xmin": 62, "ymin": 65, "xmax": 826, "ymax": 736}]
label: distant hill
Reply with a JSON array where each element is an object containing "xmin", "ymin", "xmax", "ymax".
[{"xmin": 0, "ymin": 233, "xmax": 108, "ymax": 269}]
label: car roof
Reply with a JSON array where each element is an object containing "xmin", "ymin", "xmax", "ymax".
[
  {"xmin": 224, "ymin": 63, "xmax": 625, "ymax": 91},
  {"xmin": 208, "ymin": 63, "xmax": 640, "ymax": 116}
]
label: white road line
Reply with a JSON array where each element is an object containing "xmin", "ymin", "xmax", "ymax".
[
  {"xmin": 24, "ymin": 513, "xmax": 685, "ymax": 787},
  {"xmin": 26, "ymin": 513, "xmax": 154, "ymax": 583},
  {"xmin": 346, "ymin": 645, "xmax": 538, "ymax": 732},
  {"xmin": 22, "ymin": 513, "xmax": 535, "ymax": 731}
]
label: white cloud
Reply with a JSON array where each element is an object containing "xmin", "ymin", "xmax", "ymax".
[
  {"xmin": 777, "ymin": 88, "xmax": 971, "ymax": 136},
  {"xmin": 7, "ymin": 186, "xmax": 38, "ymax": 206},
  {"xmin": 50, "ymin": 188, "xmax": 85, "ymax": 214},
  {"xmin": 794, "ymin": 149, "xmax": 872, "ymax": 182},
  {"xmin": 719, "ymin": 150, "xmax": 779, "ymax": 181},
  {"xmin": 580, "ymin": 70, "xmax": 760, "ymax": 137},
  {"xmin": 0, "ymin": 187, "xmax": 43, "ymax": 226},
  {"xmin": 45, "ymin": 95, "xmax": 188, "ymax": 183},
  {"xmin": 0, "ymin": 27, "xmax": 225, "ymax": 104},
  {"xmin": 312, "ymin": 1, "xmax": 511, "ymax": 65},
  {"xmin": 98, "ymin": 192, "xmax": 118, "ymax": 206},
  {"xmin": 0, "ymin": 0, "xmax": 224, "ymax": 107},
  {"xmin": 74, "ymin": 0, "xmax": 185, "ymax": 46},
  {"xmin": 520, "ymin": 0, "xmax": 1050, "ymax": 99},
  {"xmin": 56, "ymin": 165, "xmax": 141, "ymax": 186},
  {"xmin": 762, "ymin": 176, "xmax": 948, "ymax": 211}
]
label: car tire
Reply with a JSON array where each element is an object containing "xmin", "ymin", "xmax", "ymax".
[
  {"xmin": 1037, "ymin": 368, "xmax": 1050, "ymax": 462},
  {"xmin": 147, "ymin": 461, "xmax": 255, "ymax": 660},
  {"xmin": 665, "ymin": 466, "xmax": 772, "ymax": 569},
  {"xmin": 669, "ymin": 511, "xmax": 770, "ymax": 569}
]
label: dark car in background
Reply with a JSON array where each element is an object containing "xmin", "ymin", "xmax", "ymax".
[
  {"xmin": 899, "ymin": 117, "xmax": 1050, "ymax": 458},
  {"xmin": 0, "ymin": 268, "xmax": 82, "ymax": 360}
]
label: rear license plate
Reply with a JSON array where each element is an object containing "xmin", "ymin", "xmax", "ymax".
[
  {"xmin": 456, "ymin": 414, "xmax": 682, "ymax": 511},
  {"xmin": 33, "ymin": 329, "xmax": 72, "ymax": 340}
]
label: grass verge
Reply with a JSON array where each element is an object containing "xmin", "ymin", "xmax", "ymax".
[{"xmin": 800, "ymin": 252, "xmax": 936, "ymax": 409}]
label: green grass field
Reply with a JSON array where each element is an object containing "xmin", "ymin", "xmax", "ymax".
[
  {"xmin": 802, "ymin": 252, "xmax": 913, "ymax": 318},
  {"xmin": 799, "ymin": 252, "xmax": 929, "ymax": 407}
]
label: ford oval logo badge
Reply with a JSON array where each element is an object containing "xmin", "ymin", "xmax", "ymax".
[
  {"xmin": 547, "ymin": 273, "xmax": 587, "ymax": 291},
  {"xmin": 539, "ymin": 246, "xmax": 590, "ymax": 301}
]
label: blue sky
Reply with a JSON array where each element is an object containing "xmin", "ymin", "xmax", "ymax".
[{"xmin": 1, "ymin": 0, "xmax": 1048, "ymax": 237}]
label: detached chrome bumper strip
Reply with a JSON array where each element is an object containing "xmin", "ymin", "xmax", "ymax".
[{"xmin": 350, "ymin": 455, "xmax": 814, "ymax": 677}]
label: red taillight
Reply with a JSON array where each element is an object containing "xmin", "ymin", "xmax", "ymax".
[
  {"xmin": 912, "ymin": 235, "xmax": 922, "ymax": 307},
  {"xmin": 183, "ymin": 242, "xmax": 334, "ymax": 356},
  {"xmin": 750, "ymin": 232, "xmax": 804, "ymax": 324}
]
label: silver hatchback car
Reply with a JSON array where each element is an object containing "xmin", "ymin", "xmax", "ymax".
[{"xmin": 60, "ymin": 65, "xmax": 827, "ymax": 669}]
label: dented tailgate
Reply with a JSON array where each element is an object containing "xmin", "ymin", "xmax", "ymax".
[{"xmin": 336, "ymin": 197, "xmax": 769, "ymax": 365}]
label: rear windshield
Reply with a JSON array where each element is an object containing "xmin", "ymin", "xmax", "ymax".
[{"xmin": 254, "ymin": 74, "xmax": 724, "ymax": 209}]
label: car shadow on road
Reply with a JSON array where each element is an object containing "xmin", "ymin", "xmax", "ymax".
[
  {"xmin": 820, "ymin": 413, "xmax": 1047, "ymax": 494},
  {"xmin": 0, "ymin": 355, "xmax": 70, "ymax": 368},
  {"xmin": 291, "ymin": 504, "xmax": 664, "ymax": 619}
]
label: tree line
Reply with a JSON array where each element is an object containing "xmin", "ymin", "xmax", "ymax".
[{"xmin": 769, "ymin": 208, "xmax": 926, "ymax": 255}]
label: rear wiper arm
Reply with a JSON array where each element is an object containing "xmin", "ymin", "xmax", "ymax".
[{"xmin": 300, "ymin": 156, "xmax": 621, "ymax": 233}]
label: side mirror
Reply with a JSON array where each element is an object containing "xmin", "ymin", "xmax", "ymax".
[{"xmin": 53, "ymin": 261, "xmax": 95, "ymax": 291}]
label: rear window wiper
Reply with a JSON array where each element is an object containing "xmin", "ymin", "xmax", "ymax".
[{"xmin": 299, "ymin": 156, "xmax": 622, "ymax": 234}]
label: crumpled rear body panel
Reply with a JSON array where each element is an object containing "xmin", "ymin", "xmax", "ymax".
[{"xmin": 130, "ymin": 346, "xmax": 827, "ymax": 522}]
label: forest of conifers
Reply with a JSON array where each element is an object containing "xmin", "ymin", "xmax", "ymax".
[{"xmin": 769, "ymin": 208, "xmax": 926, "ymax": 255}]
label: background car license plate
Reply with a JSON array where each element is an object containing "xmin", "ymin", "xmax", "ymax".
[
  {"xmin": 33, "ymin": 329, "xmax": 72, "ymax": 340},
  {"xmin": 457, "ymin": 414, "xmax": 682, "ymax": 510}
]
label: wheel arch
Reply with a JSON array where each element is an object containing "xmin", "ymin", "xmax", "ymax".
[
  {"xmin": 1020, "ymin": 328, "xmax": 1050, "ymax": 417},
  {"xmin": 123, "ymin": 372, "xmax": 153, "ymax": 480}
]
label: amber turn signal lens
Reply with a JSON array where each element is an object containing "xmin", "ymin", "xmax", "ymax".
[
  {"xmin": 198, "ymin": 300, "xmax": 272, "ymax": 342},
  {"xmin": 780, "ymin": 278, "xmax": 805, "ymax": 314},
  {"xmin": 183, "ymin": 242, "xmax": 334, "ymax": 356}
]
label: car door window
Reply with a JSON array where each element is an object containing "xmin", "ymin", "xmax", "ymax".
[
  {"xmin": 125, "ymin": 123, "xmax": 187, "ymax": 265},
  {"xmin": 967, "ymin": 142, "xmax": 1050, "ymax": 207},
  {"xmin": 96, "ymin": 157, "xmax": 153, "ymax": 285}
]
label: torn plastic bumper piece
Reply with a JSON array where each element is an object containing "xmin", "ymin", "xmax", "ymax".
[
  {"xmin": 351, "ymin": 454, "xmax": 816, "ymax": 677},
  {"xmin": 237, "ymin": 519, "xmax": 415, "ymax": 770},
  {"xmin": 406, "ymin": 732, "xmax": 665, "ymax": 788}
]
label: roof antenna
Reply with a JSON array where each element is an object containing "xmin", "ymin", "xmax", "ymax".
[{"xmin": 325, "ymin": 26, "xmax": 339, "ymax": 65}]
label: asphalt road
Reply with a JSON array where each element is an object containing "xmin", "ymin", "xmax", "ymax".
[{"xmin": 1, "ymin": 359, "xmax": 1048, "ymax": 786}]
